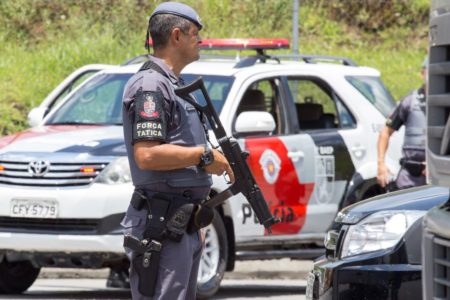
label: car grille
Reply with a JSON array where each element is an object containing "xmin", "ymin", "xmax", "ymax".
[
  {"xmin": 0, "ymin": 214, "xmax": 124, "ymax": 235},
  {"xmin": 0, "ymin": 160, "xmax": 108, "ymax": 187},
  {"xmin": 0, "ymin": 217, "xmax": 98, "ymax": 232},
  {"xmin": 432, "ymin": 235, "xmax": 450, "ymax": 299},
  {"xmin": 325, "ymin": 223, "xmax": 347, "ymax": 259}
]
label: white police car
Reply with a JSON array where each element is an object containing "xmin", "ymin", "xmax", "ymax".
[{"xmin": 0, "ymin": 39, "xmax": 403, "ymax": 297}]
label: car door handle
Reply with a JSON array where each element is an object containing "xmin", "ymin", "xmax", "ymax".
[
  {"xmin": 351, "ymin": 145, "xmax": 366, "ymax": 158},
  {"xmin": 288, "ymin": 150, "xmax": 304, "ymax": 162}
]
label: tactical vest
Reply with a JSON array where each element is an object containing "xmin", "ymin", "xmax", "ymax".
[
  {"xmin": 123, "ymin": 61, "xmax": 212, "ymax": 192},
  {"xmin": 403, "ymin": 89, "xmax": 426, "ymax": 152}
]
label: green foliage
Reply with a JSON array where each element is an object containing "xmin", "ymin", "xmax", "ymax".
[
  {"xmin": 0, "ymin": 0, "xmax": 429, "ymax": 136},
  {"xmin": 321, "ymin": 0, "xmax": 429, "ymax": 32}
]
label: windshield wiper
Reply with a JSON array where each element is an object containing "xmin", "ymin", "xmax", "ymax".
[{"xmin": 48, "ymin": 121, "xmax": 100, "ymax": 126}]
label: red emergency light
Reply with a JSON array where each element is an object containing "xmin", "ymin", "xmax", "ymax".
[
  {"xmin": 200, "ymin": 38, "xmax": 289, "ymax": 50},
  {"xmin": 146, "ymin": 38, "xmax": 289, "ymax": 50}
]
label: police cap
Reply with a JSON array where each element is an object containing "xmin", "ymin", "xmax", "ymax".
[{"xmin": 150, "ymin": 2, "xmax": 203, "ymax": 30}]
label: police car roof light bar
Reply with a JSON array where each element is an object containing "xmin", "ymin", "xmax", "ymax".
[
  {"xmin": 199, "ymin": 38, "xmax": 290, "ymax": 50},
  {"xmin": 198, "ymin": 39, "xmax": 289, "ymax": 69}
]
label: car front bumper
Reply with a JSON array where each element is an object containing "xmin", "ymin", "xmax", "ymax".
[
  {"xmin": 0, "ymin": 183, "xmax": 132, "ymax": 254},
  {"xmin": 306, "ymin": 254, "xmax": 422, "ymax": 300}
]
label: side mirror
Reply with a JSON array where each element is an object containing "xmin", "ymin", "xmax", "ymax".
[
  {"xmin": 235, "ymin": 111, "xmax": 276, "ymax": 134},
  {"xmin": 27, "ymin": 107, "xmax": 46, "ymax": 127}
]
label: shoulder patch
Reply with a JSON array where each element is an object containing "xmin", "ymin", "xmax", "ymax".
[
  {"xmin": 138, "ymin": 91, "xmax": 163, "ymax": 120},
  {"xmin": 132, "ymin": 89, "xmax": 167, "ymax": 143}
]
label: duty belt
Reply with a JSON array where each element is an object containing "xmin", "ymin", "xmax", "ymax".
[{"xmin": 400, "ymin": 158, "xmax": 425, "ymax": 177}]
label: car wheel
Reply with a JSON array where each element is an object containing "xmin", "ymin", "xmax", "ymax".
[
  {"xmin": 0, "ymin": 259, "xmax": 40, "ymax": 294},
  {"xmin": 196, "ymin": 210, "xmax": 228, "ymax": 299}
]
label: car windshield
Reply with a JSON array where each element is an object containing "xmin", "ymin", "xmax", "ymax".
[
  {"xmin": 46, "ymin": 73, "xmax": 234, "ymax": 126},
  {"xmin": 46, "ymin": 73, "xmax": 132, "ymax": 125},
  {"xmin": 346, "ymin": 76, "xmax": 396, "ymax": 117},
  {"xmin": 181, "ymin": 74, "xmax": 234, "ymax": 113}
]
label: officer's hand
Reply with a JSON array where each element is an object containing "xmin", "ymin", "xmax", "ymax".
[
  {"xmin": 377, "ymin": 162, "xmax": 392, "ymax": 188},
  {"xmin": 422, "ymin": 162, "xmax": 427, "ymax": 177},
  {"xmin": 204, "ymin": 149, "xmax": 235, "ymax": 183}
]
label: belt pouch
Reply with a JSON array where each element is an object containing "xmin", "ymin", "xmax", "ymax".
[
  {"xmin": 145, "ymin": 194, "xmax": 171, "ymax": 239},
  {"xmin": 166, "ymin": 203, "xmax": 195, "ymax": 242},
  {"xmin": 187, "ymin": 204, "xmax": 215, "ymax": 234},
  {"xmin": 130, "ymin": 189, "xmax": 147, "ymax": 210}
]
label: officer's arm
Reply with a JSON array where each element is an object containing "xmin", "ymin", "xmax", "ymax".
[
  {"xmin": 377, "ymin": 125, "xmax": 395, "ymax": 187},
  {"xmin": 134, "ymin": 141, "xmax": 204, "ymax": 171},
  {"xmin": 377, "ymin": 126, "xmax": 395, "ymax": 165},
  {"xmin": 378, "ymin": 101, "xmax": 404, "ymax": 167}
]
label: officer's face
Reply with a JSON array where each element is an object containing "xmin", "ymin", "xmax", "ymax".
[{"xmin": 179, "ymin": 24, "xmax": 202, "ymax": 63}]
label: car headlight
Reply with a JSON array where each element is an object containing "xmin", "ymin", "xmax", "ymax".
[
  {"xmin": 95, "ymin": 157, "xmax": 131, "ymax": 184},
  {"xmin": 340, "ymin": 210, "xmax": 425, "ymax": 258}
]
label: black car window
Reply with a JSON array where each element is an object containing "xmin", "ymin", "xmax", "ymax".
[{"xmin": 286, "ymin": 78, "xmax": 342, "ymax": 131}]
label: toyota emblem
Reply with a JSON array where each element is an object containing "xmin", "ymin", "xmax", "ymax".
[{"xmin": 28, "ymin": 160, "xmax": 50, "ymax": 177}]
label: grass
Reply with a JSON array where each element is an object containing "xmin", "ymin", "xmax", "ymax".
[{"xmin": 0, "ymin": 0, "xmax": 429, "ymax": 136}]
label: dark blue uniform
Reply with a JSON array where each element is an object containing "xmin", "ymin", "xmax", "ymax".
[
  {"xmin": 121, "ymin": 55, "xmax": 211, "ymax": 299},
  {"xmin": 386, "ymin": 87, "xmax": 426, "ymax": 189}
]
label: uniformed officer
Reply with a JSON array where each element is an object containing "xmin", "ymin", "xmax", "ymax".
[
  {"xmin": 377, "ymin": 58, "xmax": 428, "ymax": 190},
  {"xmin": 121, "ymin": 2, "xmax": 234, "ymax": 299}
]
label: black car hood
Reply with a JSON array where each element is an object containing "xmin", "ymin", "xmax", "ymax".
[{"xmin": 336, "ymin": 185, "xmax": 449, "ymax": 224}]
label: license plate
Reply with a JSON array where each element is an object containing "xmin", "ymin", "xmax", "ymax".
[
  {"xmin": 305, "ymin": 272, "xmax": 316, "ymax": 300},
  {"xmin": 10, "ymin": 199, "xmax": 58, "ymax": 218}
]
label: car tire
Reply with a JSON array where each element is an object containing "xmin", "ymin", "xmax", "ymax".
[
  {"xmin": 0, "ymin": 259, "xmax": 40, "ymax": 294},
  {"xmin": 196, "ymin": 210, "xmax": 228, "ymax": 299}
]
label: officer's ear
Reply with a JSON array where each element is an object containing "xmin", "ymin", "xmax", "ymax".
[{"xmin": 171, "ymin": 27, "xmax": 181, "ymax": 44}]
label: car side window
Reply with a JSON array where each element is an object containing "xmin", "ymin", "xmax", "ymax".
[
  {"xmin": 235, "ymin": 78, "xmax": 284, "ymax": 135},
  {"xmin": 335, "ymin": 96, "xmax": 356, "ymax": 129},
  {"xmin": 48, "ymin": 74, "xmax": 129, "ymax": 125},
  {"xmin": 286, "ymin": 78, "xmax": 354, "ymax": 131},
  {"xmin": 46, "ymin": 70, "xmax": 100, "ymax": 115}
]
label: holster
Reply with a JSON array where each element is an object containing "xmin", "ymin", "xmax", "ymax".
[
  {"xmin": 124, "ymin": 234, "xmax": 162, "ymax": 297},
  {"xmin": 126, "ymin": 190, "xmax": 214, "ymax": 296},
  {"xmin": 400, "ymin": 158, "xmax": 425, "ymax": 177},
  {"xmin": 385, "ymin": 181, "xmax": 398, "ymax": 193}
]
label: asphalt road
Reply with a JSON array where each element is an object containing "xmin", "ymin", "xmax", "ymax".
[
  {"xmin": 1, "ymin": 259, "xmax": 312, "ymax": 300},
  {"xmin": 2, "ymin": 278, "xmax": 306, "ymax": 300}
]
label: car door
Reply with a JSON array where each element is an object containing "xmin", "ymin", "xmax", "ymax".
[
  {"xmin": 280, "ymin": 76, "xmax": 357, "ymax": 235},
  {"xmin": 233, "ymin": 77, "xmax": 318, "ymax": 236}
]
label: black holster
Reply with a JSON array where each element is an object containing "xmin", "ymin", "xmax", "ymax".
[
  {"xmin": 400, "ymin": 158, "xmax": 425, "ymax": 177},
  {"xmin": 126, "ymin": 190, "xmax": 213, "ymax": 295},
  {"xmin": 124, "ymin": 234, "xmax": 162, "ymax": 297}
]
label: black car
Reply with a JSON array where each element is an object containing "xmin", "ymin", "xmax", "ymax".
[{"xmin": 306, "ymin": 185, "xmax": 449, "ymax": 300}]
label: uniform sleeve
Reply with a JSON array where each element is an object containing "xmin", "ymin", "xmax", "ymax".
[
  {"xmin": 385, "ymin": 96, "xmax": 410, "ymax": 131},
  {"xmin": 132, "ymin": 87, "xmax": 168, "ymax": 144}
]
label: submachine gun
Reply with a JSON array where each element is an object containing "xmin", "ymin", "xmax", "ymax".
[{"xmin": 175, "ymin": 77, "xmax": 280, "ymax": 232}]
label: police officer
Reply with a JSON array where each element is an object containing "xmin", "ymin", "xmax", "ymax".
[
  {"xmin": 121, "ymin": 2, "xmax": 234, "ymax": 299},
  {"xmin": 377, "ymin": 59, "xmax": 427, "ymax": 190}
]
